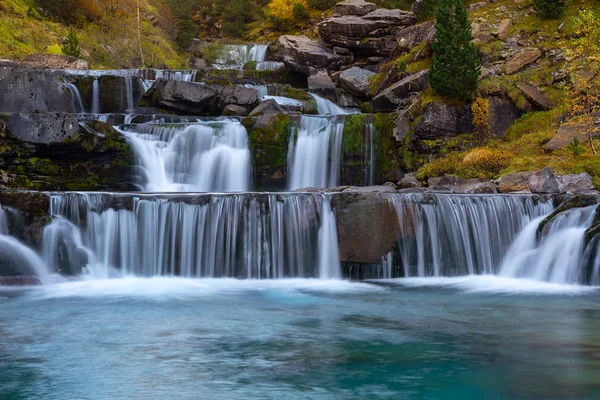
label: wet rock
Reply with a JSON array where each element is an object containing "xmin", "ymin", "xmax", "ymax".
[
  {"xmin": 398, "ymin": 172, "xmax": 421, "ymax": 189},
  {"xmin": 517, "ymin": 83, "xmax": 553, "ymax": 110},
  {"xmin": 5, "ymin": 113, "xmax": 79, "ymax": 144},
  {"xmin": 308, "ymin": 70, "xmax": 337, "ymax": 101},
  {"xmin": 22, "ymin": 54, "xmax": 89, "ymax": 70},
  {"xmin": 488, "ymin": 97, "xmax": 521, "ymax": 138},
  {"xmin": 319, "ymin": 8, "xmax": 417, "ymax": 56},
  {"xmin": 140, "ymin": 79, "xmax": 259, "ymax": 116},
  {"xmin": 223, "ymin": 104, "xmax": 248, "ymax": 117},
  {"xmin": 559, "ymin": 173, "xmax": 595, "ymax": 194},
  {"xmin": 395, "ymin": 20, "xmax": 436, "ymax": 53},
  {"xmin": 0, "ymin": 65, "xmax": 74, "ymax": 113},
  {"xmin": 0, "ymin": 276, "xmax": 42, "ymax": 286},
  {"xmin": 339, "ymin": 67, "xmax": 376, "ymax": 98},
  {"xmin": 249, "ymin": 99, "xmax": 286, "ymax": 118},
  {"xmin": 371, "ymin": 70, "xmax": 429, "ymax": 112},
  {"xmin": 504, "ymin": 48, "xmax": 542, "ymax": 75},
  {"xmin": 428, "ymin": 175, "xmax": 497, "ymax": 193},
  {"xmin": 529, "ymin": 167, "xmax": 560, "ymax": 194},
  {"xmin": 275, "ymin": 35, "xmax": 351, "ymax": 76},
  {"xmin": 413, "ymin": 101, "xmax": 473, "ymax": 139},
  {"xmin": 495, "ymin": 172, "xmax": 534, "ymax": 193},
  {"xmin": 333, "ymin": 0, "xmax": 377, "ymax": 16}
]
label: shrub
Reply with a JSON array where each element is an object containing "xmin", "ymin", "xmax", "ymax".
[
  {"xmin": 61, "ymin": 29, "xmax": 80, "ymax": 58},
  {"xmin": 430, "ymin": 0, "xmax": 480, "ymax": 101},
  {"xmin": 306, "ymin": 0, "xmax": 336, "ymax": 11},
  {"xmin": 533, "ymin": 0, "xmax": 565, "ymax": 19},
  {"xmin": 471, "ymin": 97, "xmax": 490, "ymax": 145},
  {"xmin": 293, "ymin": 2, "xmax": 310, "ymax": 21}
]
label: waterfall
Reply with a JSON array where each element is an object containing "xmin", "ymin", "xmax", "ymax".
[
  {"xmin": 499, "ymin": 205, "xmax": 598, "ymax": 284},
  {"xmin": 122, "ymin": 121, "xmax": 251, "ymax": 192},
  {"xmin": 45, "ymin": 193, "xmax": 329, "ymax": 279},
  {"xmin": 124, "ymin": 76, "xmax": 134, "ymax": 111},
  {"xmin": 154, "ymin": 70, "xmax": 197, "ymax": 82},
  {"xmin": 288, "ymin": 116, "xmax": 344, "ymax": 190},
  {"xmin": 310, "ymin": 94, "xmax": 355, "ymax": 115},
  {"xmin": 389, "ymin": 194, "xmax": 554, "ymax": 277},
  {"xmin": 213, "ymin": 44, "xmax": 279, "ymax": 71},
  {"xmin": 365, "ymin": 123, "xmax": 375, "ymax": 186},
  {"xmin": 92, "ymin": 78, "xmax": 100, "ymax": 114},
  {"xmin": 63, "ymin": 82, "xmax": 86, "ymax": 113},
  {"xmin": 318, "ymin": 197, "xmax": 341, "ymax": 279}
]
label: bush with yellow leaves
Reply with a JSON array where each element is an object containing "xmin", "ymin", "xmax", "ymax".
[{"xmin": 266, "ymin": 0, "xmax": 311, "ymax": 25}]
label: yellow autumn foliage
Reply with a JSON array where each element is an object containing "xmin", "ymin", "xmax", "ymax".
[{"xmin": 266, "ymin": 0, "xmax": 310, "ymax": 23}]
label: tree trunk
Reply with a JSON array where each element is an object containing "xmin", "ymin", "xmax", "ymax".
[{"xmin": 137, "ymin": 0, "xmax": 145, "ymax": 66}]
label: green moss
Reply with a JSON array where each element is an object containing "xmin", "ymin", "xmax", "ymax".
[{"xmin": 248, "ymin": 114, "xmax": 292, "ymax": 169}]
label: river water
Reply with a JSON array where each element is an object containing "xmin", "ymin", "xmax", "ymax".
[{"xmin": 1, "ymin": 277, "xmax": 599, "ymax": 400}]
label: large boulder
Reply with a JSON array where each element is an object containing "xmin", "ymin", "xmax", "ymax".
[
  {"xmin": 339, "ymin": 67, "xmax": 376, "ymax": 98},
  {"xmin": 21, "ymin": 54, "xmax": 89, "ymax": 70},
  {"xmin": 140, "ymin": 79, "xmax": 259, "ymax": 115},
  {"xmin": 413, "ymin": 101, "xmax": 473, "ymax": 139},
  {"xmin": 517, "ymin": 83, "xmax": 553, "ymax": 110},
  {"xmin": 371, "ymin": 70, "xmax": 429, "ymax": 112},
  {"xmin": 559, "ymin": 173, "xmax": 596, "ymax": 193},
  {"xmin": 249, "ymin": 99, "xmax": 286, "ymax": 118},
  {"xmin": 308, "ymin": 70, "xmax": 337, "ymax": 101},
  {"xmin": 319, "ymin": 8, "xmax": 417, "ymax": 56},
  {"xmin": 529, "ymin": 167, "xmax": 560, "ymax": 194},
  {"xmin": 0, "ymin": 64, "xmax": 74, "ymax": 113},
  {"xmin": 5, "ymin": 113, "xmax": 79, "ymax": 143},
  {"xmin": 274, "ymin": 36, "xmax": 351, "ymax": 75},
  {"xmin": 504, "ymin": 48, "xmax": 542, "ymax": 75},
  {"xmin": 333, "ymin": 0, "xmax": 377, "ymax": 16},
  {"xmin": 495, "ymin": 172, "xmax": 534, "ymax": 193},
  {"xmin": 488, "ymin": 97, "xmax": 521, "ymax": 138},
  {"xmin": 395, "ymin": 20, "xmax": 436, "ymax": 53}
]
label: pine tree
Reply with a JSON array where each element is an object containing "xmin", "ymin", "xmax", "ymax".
[
  {"xmin": 61, "ymin": 29, "xmax": 81, "ymax": 58},
  {"xmin": 534, "ymin": 0, "xmax": 565, "ymax": 19},
  {"xmin": 430, "ymin": 0, "xmax": 480, "ymax": 101}
]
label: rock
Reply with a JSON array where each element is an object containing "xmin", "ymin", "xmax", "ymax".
[
  {"xmin": 395, "ymin": 20, "xmax": 436, "ymax": 53},
  {"xmin": 249, "ymin": 99, "xmax": 287, "ymax": 117},
  {"xmin": 495, "ymin": 172, "xmax": 534, "ymax": 193},
  {"xmin": 223, "ymin": 104, "xmax": 248, "ymax": 117},
  {"xmin": 393, "ymin": 113, "xmax": 411, "ymax": 142},
  {"xmin": 516, "ymin": 83, "xmax": 553, "ymax": 110},
  {"xmin": 318, "ymin": 9, "xmax": 417, "ymax": 56},
  {"xmin": 398, "ymin": 172, "xmax": 421, "ymax": 189},
  {"xmin": 371, "ymin": 70, "xmax": 429, "ymax": 112},
  {"xmin": 428, "ymin": 175, "xmax": 497, "ymax": 193},
  {"xmin": 545, "ymin": 113, "xmax": 600, "ymax": 151},
  {"xmin": 495, "ymin": 19, "xmax": 512, "ymax": 40},
  {"xmin": 411, "ymin": 0, "xmax": 425, "ymax": 17},
  {"xmin": 488, "ymin": 97, "xmax": 521, "ymax": 138},
  {"xmin": 529, "ymin": 167, "xmax": 560, "ymax": 194},
  {"xmin": 559, "ymin": 173, "xmax": 595, "ymax": 193},
  {"xmin": 414, "ymin": 101, "xmax": 473, "ymax": 139},
  {"xmin": 22, "ymin": 54, "xmax": 89, "ymax": 70},
  {"xmin": 0, "ymin": 65, "xmax": 74, "ymax": 113},
  {"xmin": 189, "ymin": 57, "xmax": 207, "ymax": 69},
  {"xmin": 0, "ymin": 276, "xmax": 42, "ymax": 286},
  {"xmin": 5, "ymin": 113, "xmax": 79, "ymax": 143},
  {"xmin": 275, "ymin": 35, "xmax": 351, "ymax": 75},
  {"xmin": 332, "ymin": 190, "xmax": 400, "ymax": 263},
  {"xmin": 333, "ymin": 0, "xmax": 377, "ymax": 16},
  {"xmin": 472, "ymin": 21, "xmax": 493, "ymax": 43},
  {"xmin": 140, "ymin": 79, "xmax": 259, "ymax": 115},
  {"xmin": 504, "ymin": 48, "xmax": 542, "ymax": 75},
  {"xmin": 339, "ymin": 67, "xmax": 376, "ymax": 98},
  {"xmin": 308, "ymin": 70, "xmax": 337, "ymax": 101},
  {"xmin": 76, "ymin": 75, "xmax": 146, "ymax": 114}
]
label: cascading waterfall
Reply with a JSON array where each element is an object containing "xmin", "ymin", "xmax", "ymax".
[
  {"xmin": 92, "ymin": 78, "xmax": 100, "ymax": 114},
  {"xmin": 310, "ymin": 94, "xmax": 356, "ymax": 115},
  {"xmin": 42, "ymin": 192, "xmax": 338, "ymax": 279},
  {"xmin": 212, "ymin": 44, "xmax": 282, "ymax": 71},
  {"xmin": 63, "ymin": 82, "xmax": 85, "ymax": 113},
  {"xmin": 288, "ymin": 116, "xmax": 344, "ymax": 190},
  {"xmin": 154, "ymin": 69, "xmax": 197, "ymax": 82},
  {"xmin": 121, "ymin": 120, "xmax": 251, "ymax": 192}
]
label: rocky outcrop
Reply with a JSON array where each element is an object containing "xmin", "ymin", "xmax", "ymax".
[
  {"xmin": 371, "ymin": 70, "xmax": 429, "ymax": 112},
  {"xmin": 395, "ymin": 20, "xmax": 436, "ymax": 53},
  {"xmin": 249, "ymin": 99, "xmax": 286, "ymax": 118},
  {"xmin": 333, "ymin": 0, "xmax": 377, "ymax": 16},
  {"xmin": 529, "ymin": 167, "xmax": 560, "ymax": 194},
  {"xmin": 488, "ymin": 97, "xmax": 521, "ymax": 138},
  {"xmin": 545, "ymin": 113, "xmax": 600, "ymax": 151},
  {"xmin": 495, "ymin": 172, "xmax": 534, "ymax": 193},
  {"xmin": 559, "ymin": 173, "xmax": 595, "ymax": 193},
  {"xmin": 517, "ymin": 83, "xmax": 553, "ymax": 110},
  {"xmin": 140, "ymin": 79, "xmax": 259, "ymax": 115},
  {"xmin": 21, "ymin": 54, "xmax": 89, "ymax": 70},
  {"xmin": 504, "ymin": 48, "xmax": 542, "ymax": 75},
  {"xmin": 308, "ymin": 70, "xmax": 337, "ymax": 101},
  {"xmin": 0, "ymin": 64, "xmax": 74, "ymax": 113},
  {"xmin": 427, "ymin": 175, "xmax": 497, "ymax": 193},
  {"xmin": 398, "ymin": 172, "xmax": 421, "ymax": 189},
  {"xmin": 339, "ymin": 67, "xmax": 376, "ymax": 98},
  {"xmin": 495, "ymin": 19, "xmax": 511, "ymax": 41},
  {"xmin": 319, "ymin": 2, "xmax": 417, "ymax": 56},
  {"xmin": 414, "ymin": 101, "xmax": 473, "ymax": 139},
  {"xmin": 274, "ymin": 36, "xmax": 351, "ymax": 75},
  {"xmin": 0, "ymin": 113, "xmax": 133, "ymax": 191}
]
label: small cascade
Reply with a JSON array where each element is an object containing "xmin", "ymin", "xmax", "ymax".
[
  {"xmin": 364, "ymin": 123, "xmax": 375, "ymax": 186},
  {"xmin": 318, "ymin": 197, "xmax": 341, "ymax": 279},
  {"xmin": 92, "ymin": 78, "xmax": 100, "ymax": 114},
  {"xmin": 124, "ymin": 76, "xmax": 134, "ymax": 111},
  {"xmin": 122, "ymin": 121, "xmax": 251, "ymax": 192},
  {"xmin": 46, "ymin": 192, "xmax": 329, "ymax": 279},
  {"xmin": 63, "ymin": 82, "xmax": 86, "ymax": 113},
  {"xmin": 310, "ymin": 94, "xmax": 355, "ymax": 115},
  {"xmin": 288, "ymin": 116, "xmax": 345, "ymax": 190},
  {"xmin": 499, "ymin": 205, "xmax": 598, "ymax": 284},
  {"xmin": 154, "ymin": 69, "xmax": 197, "ymax": 82},
  {"xmin": 389, "ymin": 194, "xmax": 554, "ymax": 277},
  {"xmin": 213, "ymin": 44, "xmax": 280, "ymax": 71}
]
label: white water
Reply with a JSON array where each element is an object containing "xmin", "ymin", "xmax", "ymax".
[
  {"xmin": 63, "ymin": 82, "xmax": 85, "ymax": 113},
  {"xmin": 311, "ymin": 94, "xmax": 356, "ymax": 115},
  {"xmin": 92, "ymin": 78, "xmax": 100, "ymax": 114},
  {"xmin": 318, "ymin": 198, "xmax": 341, "ymax": 279},
  {"xmin": 213, "ymin": 44, "xmax": 280, "ymax": 71},
  {"xmin": 288, "ymin": 116, "xmax": 344, "ymax": 189},
  {"xmin": 123, "ymin": 121, "xmax": 251, "ymax": 192}
]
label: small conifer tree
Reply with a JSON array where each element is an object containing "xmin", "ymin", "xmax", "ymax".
[
  {"xmin": 430, "ymin": 0, "xmax": 480, "ymax": 101},
  {"xmin": 533, "ymin": 0, "xmax": 565, "ymax": 19},
  {"xmin": 61, "ymin": 29, "xmax": 81, "ymax": 58}
]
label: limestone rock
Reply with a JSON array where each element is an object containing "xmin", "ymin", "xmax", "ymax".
[
  {"xmin": 308, "ymin": 70, "xmax": 337, "ymax": 101},
  {"xmin": 398, "ymin": 172, "xmax": 421, "ymax": 189},
  {"xmin": 516, "ymin": 83, "xmax": 553, "ymax": 110},
  {"xmin": 5, "ymin": 113, "xmax": 79, "ymax": 144},
  {"xmin": 495, "ymin": 19, "xmax": 512, "ymax": 40},
  {"xmin": 395, "ymin": 20, "xmax": 436, "ymax": 53},
  {"xmin": 371, "ymin": 70, "xmax": 429, "ymax": 112},
  {"xmin": 22, "ymin": 54, "xmax": 89, "ymax": 70},
  {"xmin": 223, "ymin": 104, "xmax": 248, "ymax": 117},
  {"xmin": 495, "ymin": 172, "xmax": 534, "ymax": 193},
  {"xmin": 333, "ymin": 0, "xmax": 377, "ymax": 16},
  {"xmin": 559, "ymin": 173, "xmax": 595, "ymax": 193},
  {"xmin": 275, "ymin": 35, "xmax": 350, "ymax": 75},
  {"xmin": 339, "ymin": 67, "xmax": 376, "ymax": 98},
  {"xmin": 428, "ymin": 175, "xmax": 497, "ymax": 193},
  {"xmin": 504, "ymin": 48, "xmax": 542, "ymax": 75},
  {"xmin": 529, "ymin": 167, "xmax": 560, "ymax": 194},
  {"xmin": 413, "ymin": 101, "xmax": 473, "ymax": 139},
  {"xmin": 488, "ymin": 97, "xmax": 521, "ymax": 138},
  {"xmin": 545, "ymin": 113, "xmax": 600, "ymax": 151},
  {"xmin": 393, "ymin": 113, "xmax": 411, "ymax": 142},
  {"xmin": 249, "ymin": 99, "xmax": 286, "ymax": 117}
]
